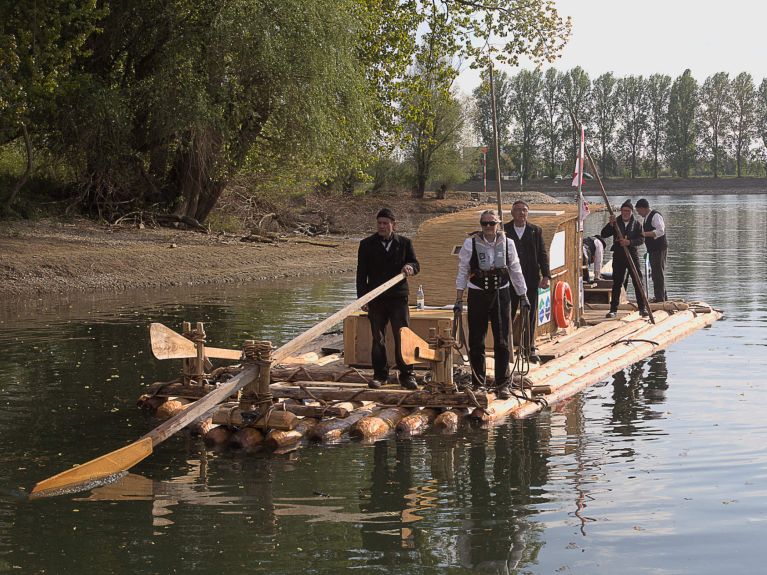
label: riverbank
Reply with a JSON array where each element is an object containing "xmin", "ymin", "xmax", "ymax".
[{"xmin": 0, "ymin": 192, "xmax": 556, "ymax": 297}]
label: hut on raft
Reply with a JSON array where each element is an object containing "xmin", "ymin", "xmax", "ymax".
[{"xmin": 135, "ymin": 203, "xmax": 723, "ymax": 450}]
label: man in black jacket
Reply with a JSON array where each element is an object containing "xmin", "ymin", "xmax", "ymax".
[
  {"xmin": 601, "ymin": 200, "xmax": 647, "ymax": 318},
  {"xmin": 356, "ymin": 208, "xmax": 420, "ymax": 389},
  {"xmin": 636, "ymin": 198, "xmax": 667, "ymax": 302},
  {"xmin": 504, "ymin": 200, "xmax": 551, "ymax": 363}
]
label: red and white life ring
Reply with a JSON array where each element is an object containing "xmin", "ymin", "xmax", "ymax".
[{"xmin": 553, "ymin": 281, "xmax": 574, "ymax": 328}]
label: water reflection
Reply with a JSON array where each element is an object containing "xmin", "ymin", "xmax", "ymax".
[{"xmin": 608, "ymin": 351, "xmax": 670, "ymax": 441}]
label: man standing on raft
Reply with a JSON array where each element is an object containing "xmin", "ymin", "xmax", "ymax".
[
  {"xmin": 356, "ymin": 208, "xmax": 420, "ymax": 390},
  {"xmin": 455, "ymin": 209, "xmax": 528, "ymax": 399},
  {"xmin": 504, "ymin": 200, "xmax": 551, "ymax": 363}
]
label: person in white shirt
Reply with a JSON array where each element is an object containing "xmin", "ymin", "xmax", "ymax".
[
  {"xmin": 582, "ymin": 235, "xmax": 606, "ymax": 283},
  {"xmin": 636, "ymin": 198, "xmax": 668, "ymax": 302},
  {"xmin": 454, "ymin": 210, "xmax": 528, "ymax": 398}
]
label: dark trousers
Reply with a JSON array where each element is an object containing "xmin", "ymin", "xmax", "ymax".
[
  {"xmin": 511, "ymin": 284, "xmax": 538, "ymax": 352},
  {"xmin": 610, "ymin": 253, "xmax": 646, "ymax": 311},
  {"xmin": 468, "ymin": 287, "xmax": 511, "ymax": 388},
  {"xmin": 648, "ymin": 248, "xmax": 667, "ymax": 302},
  {"xmin": 368, "ymin": 297, "xmax": 413, "ymax": 381}
]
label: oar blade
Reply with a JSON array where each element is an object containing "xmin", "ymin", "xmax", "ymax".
[
  {"xmin": 150, "ymin": 323, "xmax": 242, "ymax": 360},
  {"xmin": 30, "ymin": 437, "xmax": 153, "ymax": 498},
  {"xmin": 149, "ymin": 323, "xmax": 197, "ymax": 359}
]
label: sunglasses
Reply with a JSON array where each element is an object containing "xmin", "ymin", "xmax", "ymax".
[{"xmin": 480, "ymin": 220, "xmax": 499, "ymax": 226}]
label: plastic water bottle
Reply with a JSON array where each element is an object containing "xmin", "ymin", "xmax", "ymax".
[{"xmin": 416, "ymin": 285, "xmax": 425, "ymax": 310}]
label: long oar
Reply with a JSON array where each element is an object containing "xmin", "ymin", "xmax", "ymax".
[
  {"xmin": 30, "ymin": 273, "xmax": 407, "ymax": 498},
  {"xmin": 149, "ymin": 323, "xmax": 242, "ymax": 360}
]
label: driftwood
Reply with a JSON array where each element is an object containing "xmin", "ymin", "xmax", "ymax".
[
  {"xmin": 308, "ymin": 405, "xmax": 379, "ymax": 442},
  {"xmin": 351, "ymin": 407, "xmax": 410, "ymax": 440},
  {"xmin": 155, "ymin": 213, "xmax": 207, "ymax": 232},
  {"xmin": 265, "ymin": 418, "xmax": 319, "ymax": 450},
  {"xmin": 396, "ymin": 408, "xmax": 438, "ymax": 436}
]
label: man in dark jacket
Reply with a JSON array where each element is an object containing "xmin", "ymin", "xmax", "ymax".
[
  {"xmin": 601, "ymin": 200, "xmax": 647, "ymax": 318},
  {"xmin": 503, "ymin": 200, "xmax": 551, "ymax": 362},
  {"xmin": 636, "ymin": 198, "xmax": 667, "ymax": 302},
  {"xmin": 356, "ymin": 208, "xmax": 420, "ymax": 389}
]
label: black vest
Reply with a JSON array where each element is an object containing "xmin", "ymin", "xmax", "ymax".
[
  {"xmin": 643, "ymin": 210, "xmax": 668, "ymax": 252},
  {"xmin": 469, "ymin": 236, "xmax": 509, "ymax": 290}
]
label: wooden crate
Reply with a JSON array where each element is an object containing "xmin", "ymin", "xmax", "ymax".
[{"xmin": 344, "ymin": 308, "xmax": 505, "ymax": 368}]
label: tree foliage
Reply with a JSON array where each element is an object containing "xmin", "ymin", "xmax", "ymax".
[
  {"xmin": 645, "ymin": 74, "xmax": 672, "ymax": 178},
  {"xmin": 666, "ymin": 69, "xmax": 698, "ymax": 178},
  {"xmin": 730, "ymin": 72, "xmax": 756, "ymax": 177},
  {"xmin": 698, "ymin": 72, "xmax": 732, "ymax": 178},
  {"xmin": 591, "ymin": 72, "xmax": 618, "ymax": 176}
]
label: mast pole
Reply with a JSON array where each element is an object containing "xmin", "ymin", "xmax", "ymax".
[{"xmin": 488, "ymin": 62, "xmax": 504, "ymax": 219}]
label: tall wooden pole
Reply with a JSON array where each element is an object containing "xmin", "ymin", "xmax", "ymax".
[{"xmin": 488, "ymin": 62, "xmax": 504, "ymax": 219}]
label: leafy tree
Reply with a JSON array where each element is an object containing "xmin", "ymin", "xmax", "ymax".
[
  {"xmin": 616, "ymin": 76, "xmax": 648, "ymax": 179},
  {"xmin": 591, "ymin": 72, "xmax": 619, "ymax": 177},
  {"xmin": 0, "ymin": 0, "xmax": 103, "ymax": 207},
  {"xmin": 645, "ymin": 74, "xmax": 672, "ymax": 178},
  {"xmin": 698, "ymin": 72, "xmax": 732, "ymax": 178},
  {"xmin": 730, "ymin": 72, "xmax": 756, "ymax": 177},
  {"xmin": 666, "ymin": 69, "xmax": 698, "ymax": 177},
  {"xmin": 757, "ymin": 79, "xmax": 767, "ymax": 173},
  {"xmin": 540, "ymin": 68, "xmax": 566, "ymax": 177},
  {"xmin": 403, "ymin": 62, "xmax": 464, "ymax": 198},
  {"xmin": 508, "ymin": 69, "xmax": 543, "ymax": 181},
  {"xmin": 558, "ymin": 66, "xmax": 591, "ymax": 161}
]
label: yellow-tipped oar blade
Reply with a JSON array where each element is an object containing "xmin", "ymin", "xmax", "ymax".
[{"xmin": 30, "ymin": 437, "xmax": 153, "ymax": 497}]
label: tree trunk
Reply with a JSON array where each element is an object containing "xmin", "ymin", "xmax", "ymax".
[
  {"xmin": 412, "ymin": 173, "xmax": 426, "ymax": 199},
  {"xmin": 5, "ymin": 123, "xmax": 32, "ymax": 209},
  {"xmin": 172, "ymin": 128, "xmax": 226, "ymax": 223}
]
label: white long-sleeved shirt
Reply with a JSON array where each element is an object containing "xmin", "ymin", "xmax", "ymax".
[
  {"xmin": 455, "ymin": 234, "xmax": 527, "ymax": 295},
  {"xmin": 583, "ymin": 237, "xmax": 604, "ymax": 279},
  {"xmin": 645, "ymin": 212, "xmax": 665, "ymax": 238}
]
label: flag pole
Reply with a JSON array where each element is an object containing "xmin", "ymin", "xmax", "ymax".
[{"xmin": 575, "ymin": 124, "xmax": 585, "ymax": 325}]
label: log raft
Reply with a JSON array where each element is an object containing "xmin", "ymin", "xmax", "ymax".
[{"xmin": 138, "ymin": 299, "xmax": 722, "ymax": 450}]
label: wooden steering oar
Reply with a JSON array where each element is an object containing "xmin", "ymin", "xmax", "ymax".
[
  {"xmin": 30, "ymin": 272, "xmax": 408, "ymax": 498},
  {"xmin": 569, "ymin": 112, "xmax": 655, "ymax": 324}
]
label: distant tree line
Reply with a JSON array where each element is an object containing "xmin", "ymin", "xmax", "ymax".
[{"xmin": 470, "ymin": 67, "xmax": 767, "ymax": 181}]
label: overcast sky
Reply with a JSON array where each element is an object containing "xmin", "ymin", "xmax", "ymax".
[{"xmin": 456, "ymin": 0, "xmax": 767, "ymax": 95}]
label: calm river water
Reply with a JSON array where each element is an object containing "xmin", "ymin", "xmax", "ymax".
[{"xmin": 1, "ymin": 194, "xmax": 765, "ymax": 574}]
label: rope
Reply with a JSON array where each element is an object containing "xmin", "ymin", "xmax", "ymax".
[{"xmin": 612, "ymin": 338, "xmax": 659, "ymax": 347}]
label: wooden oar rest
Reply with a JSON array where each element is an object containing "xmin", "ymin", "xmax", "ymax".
[{"xmin": 399, "ymin": 326, "xmax": 455, "ymax": 390}]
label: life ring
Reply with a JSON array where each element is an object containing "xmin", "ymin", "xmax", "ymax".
[{"xmin": 553, "ymin": 281, "xmax": 574, "ymax": 328}]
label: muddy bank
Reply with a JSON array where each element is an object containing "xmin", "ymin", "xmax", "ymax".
[
  {"xmin": 1, "ymin": 192, "xmax": 562, "ymax": 298},
  {"xmin": 0, "ymin": 219, "xmax": 361, "ymax": 297}
]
